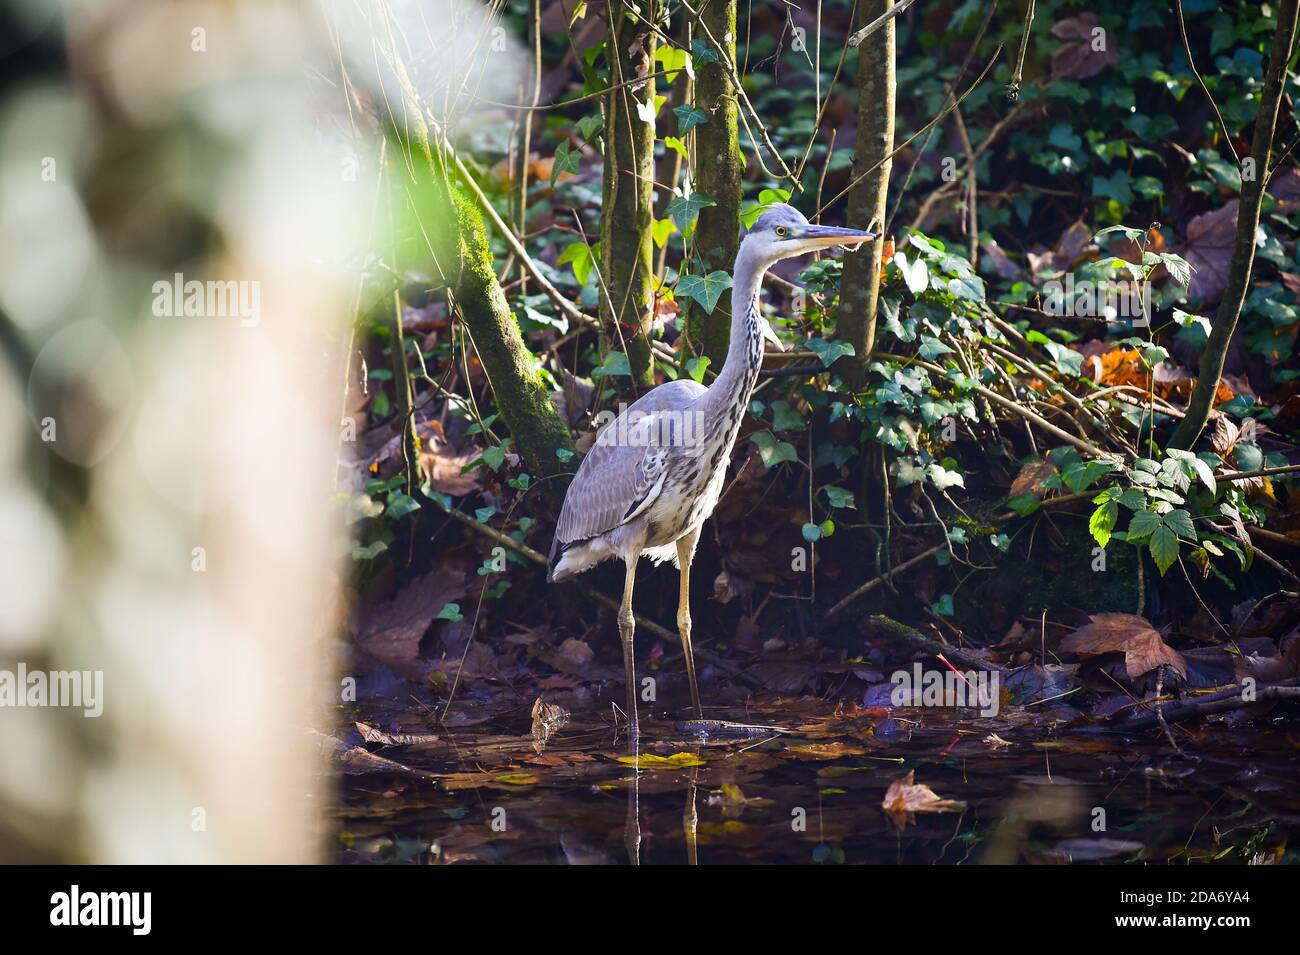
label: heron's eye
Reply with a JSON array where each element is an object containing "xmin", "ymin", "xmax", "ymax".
[{"xmin": 774, "ymin": 226, "xmax": 788, "ymax": 237}]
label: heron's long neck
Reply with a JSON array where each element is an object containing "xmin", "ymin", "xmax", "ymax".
[{"xmin": 704, "ymin": 246, "xmax": 766, "ymax": 420}]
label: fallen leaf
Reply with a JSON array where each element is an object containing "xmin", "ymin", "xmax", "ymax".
[
  {"xmin": 1174, "ymin": 202, "xmax": 1237, "ymax": 303},
  {"xmin": 615, "ymin": 752, "xmax": 706, "ymax": 770},
  {"xmin": 1059, "ymin": 612, "xmax": 1187, "ymax": 679},
  {"xmin": 355, "ymin": 569, "xmax": 468, "ymax": 666},
  {"xmin": 881, "ymin": 770, "xmax": 967, "ymax": 826},
  {"xmin": 419, "ymin": 442, "xmax": 481, "ymax": 496},
  {"xmin": 530, "ymin": 697, "xmax": 569, "ymax": 754},
  {"xmin": 1050, "ymin": 14, "xmax": 1119, "ymax": 80},
  {"xmin": 1010, "ymin": 459, "xmax": 1059, "ymax": 498}
]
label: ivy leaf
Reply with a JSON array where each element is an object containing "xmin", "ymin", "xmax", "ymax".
[
  {"xmin": 481, "ymin": 445, "xmax": 507, "ymax": 471},
  {"xmin": 750, "ymin": 430, "xmax": 798, "ymax": 468},
  {"xmin": 919, "ymin": 336, "xmax": 953, "ymax": 361},
  {"xmin": 689, "ymin": 38, "xmax": 719, "ymax": 65},
  {"xmin": 557, "ymin": 241, "xmax": 594, "ymax": 285},
  {"xmin": 801, "ymin": 522, "xmax": 822, "ymax": 542},
  {"xmin": 1042, "ymin": 341, "xmax": 1084, "ymax": 376},
  {"xmin": 651, "ymin": 217, "xmax": 678, "ymax": 249},
  {"xmin": 1006, "ymin": 493, "xmax": 1041, "ymax": 516},
  {"xmin": 576, "ymin": 114, "xmax": 603, "ymax": 141},
  {"xmin": 804, "ymin": 338, "xmax": 854, "ymax": 366},
  {"xmin": 823, "ymin": 486, "xmax": 856, "ymax": 509},
  {"xmin": 1148, "ymin": 525, "xmax": 1179, "ymax": 576},
  {"xmin": 931, "ymin": 594, "xmax": 955, "ymax": 616},
  {"xmin": 592, "ymin": 351, "xmax": 631, "ymax": 378},
  {"xmin": 386, "ymin": 492, "xmax": 422, "ymax": 519},
  {"xmin": 927, "ymin": 463, "xmax": 965, "ymax": 490},
  {"xmin": 551, "ymin": 141, "xmax": 580, "ymax": 186},
  {"xmin": 684, "ymin": 356, "xmax": 710, "ymax": 383},
  {"xmin": 665, "ymin": 192, "xmax": 716, "ymax": 234},
  {"xmin": 672, "ymin": 104, "xmax": 710, "ymax": 134},
  {"xmin": 676, "ymin": 270, "xmax": 733, "ymax": 312},
  {"xmin": 770, "ymin": 399, "xmax": 806, "ymax": 432},
  {"xmin": 893, "ymin": 252, "xmax": 929, "ymax": 294},
  {"xmin": 655, "ymin": 45, "xmax": 691, "ymax": 83},
  {"xmin": 436, "ymin": 602, "xmax": 464, "ymax": 622}
]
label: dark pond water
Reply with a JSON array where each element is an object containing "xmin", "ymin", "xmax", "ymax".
[{"xmin": 329, "ymin": 694, "xmax": 1300, "ymax": 865}]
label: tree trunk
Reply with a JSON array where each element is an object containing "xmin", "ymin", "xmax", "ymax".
[
  {"xmin": 1169, "ymin": 0, "xmax": 1298, "ymax": 449},
  {"xmin": 601, "ymin": 0, "xmax": 658, "ymax": 389},
  {"xmin": 378, "ymin": 49, "xmax": 574, "ymax": 494},
  {"xmin": 836, "ymin": 0, "xmax": 895, "ymax": 391},
  {"xmin": 686, "ymin": 0, "xmax": 742, "ymax": 368},
  {"xmin": 449, "ymin": 186, "xmax": 575, "ymax": 485}
]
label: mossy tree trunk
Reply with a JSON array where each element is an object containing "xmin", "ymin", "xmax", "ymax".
[
  {"xmin": 836, "ymin": 0, "xmax": 895, "ymax": 392},
  {"xmin": 448, "ymin": 187, "xmax": 575, "ymax": 485},
  {"xmin": 601, "ymin": 0, "xmax": 658, "ymax": 389},
  {"xmin": 1169, "ymin": 0, "xmax": 1298, "ymax": 449},
  {"xmin": 389, "ymin": 143, "xmax": 574, "ymax": 497},
  {"xmin": 685, "ymin": 0, "xmax": 742, "ymax": 368}
]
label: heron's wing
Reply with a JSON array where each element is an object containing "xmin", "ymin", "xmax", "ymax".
[{"xmin": 554, "ymin": 380, "xmax": 706, "ymax": 546}]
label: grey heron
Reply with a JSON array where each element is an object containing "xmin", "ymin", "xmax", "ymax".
[{"xmin": 548, "ymin": 204, "xmax": 875, "ymax": 733}]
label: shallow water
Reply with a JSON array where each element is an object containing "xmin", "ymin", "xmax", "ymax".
[{"xmin": 330, "ymin": 694, "xmax": 1300, "ymax": 865}]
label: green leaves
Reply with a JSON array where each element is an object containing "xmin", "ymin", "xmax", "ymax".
[
  {"xmin": 750, "ymin": 430, "xmax": 798, "ymax": 468},
  {"xmin": 918, "ymin": 336, "xmax": 953, "ymax": 361},
  {"xmin": 684, "ymin": 355, "xmax": 710, "ymax": 383},
  {"xmin": 741, "ymin": 188, "xmax": 793, "ymax": 228},
  {"xmin": 655, "ymin": 45, "xmax": 691, "ymax": 83},
  {"xmin": 591, "ymin": 350, "xmax": 631, "ymax": 378},
  {"xmin": 1122, "ymin": 507, "xmax": 1198, "ymax": 577},
  {"xmin": 769, "ymin": 399, "xmax": 806, "ymax": 432},
  {"xmin": 557, "ymin": 241, "xmax": 595, "ymax": 286},
  {"xmin": 550, "ymin": 140, "xmax": 580, "ymax": 186},
  {"xmin": 822, "ymin": 486, "xmax": 856, "ymax": 509},
  {"xmin": 1042, "ymin": 341, "xmax": 1084, "ymax": 376},
  {"xmin": 675, "ymin": 270, "xmax": 732, "ymax": 312},
  {"xmin": 664, "ymin": 192, "xmax": 716, "ymax": 234},
  {"xmin": 672, "ymin": 103, "xmax": 710, "ymax": 134},
  {"xmin": 1148, "ymin": 525, "xmax": 1179, "ymax": 576},
  {"xmin": 804, "ymin": 338, "xmax": 854, "ymax": 367},
  {"xmin": 1089, "ymin": 500, "xmax": 1118, "ymax": 548}
]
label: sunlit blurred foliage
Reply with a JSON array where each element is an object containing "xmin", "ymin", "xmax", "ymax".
[{"xmin": 0, "ymin": 0, "xmax": 382, "ymax": 862}]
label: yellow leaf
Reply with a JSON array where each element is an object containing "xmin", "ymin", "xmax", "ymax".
[{"xmin": 615, "ymin": 752, "xmax": 706, "ymax": 769}]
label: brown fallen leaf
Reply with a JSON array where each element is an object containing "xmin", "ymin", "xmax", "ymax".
[
  {"xmin": 355, "ymin": 568, "xmax": 468, "ymax": 666},
  {"xmin": 1059, "ymin": 612, "xmax": 1187, "ymax": 680},
  {"xmin": 881, "ymin": 770, "xmax": 967, "ymax": 826},
  {"xmin": 530, "ymin": 697, "xmax": 569, "ymax": 754},
  {"xmin": 1050, "ymin": 13, "xmax": 1119, "ymax": 80},
  {"xmin": 418, "ymin": 442, "xmax": 482, "ymax": 496},
  {"xmin": 1010, "ymin": 459, "xmax": 1059, "ymax": 498}
]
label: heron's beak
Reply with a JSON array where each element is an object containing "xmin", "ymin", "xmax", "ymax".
[{"xmin": 794, "ymin": 224, "xmax": 876, "ymax": 250}]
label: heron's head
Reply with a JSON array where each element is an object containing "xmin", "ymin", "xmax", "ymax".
[{"xmin": 742, "ymin": 203, "xmax": 875, "ymax": 267}]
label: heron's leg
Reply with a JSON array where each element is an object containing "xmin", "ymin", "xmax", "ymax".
[
  {"xmin": 675, "ymin": 528, "xmax": 703, "ymax": 719},
  {"xmin": 618, "ymin": 555, "xmax": 640, "ymax": 736}
]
